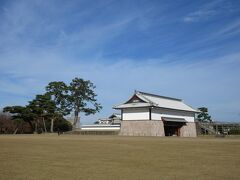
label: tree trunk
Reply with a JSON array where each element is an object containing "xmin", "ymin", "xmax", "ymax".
[
  {"xmin": 34, "ymin": 121, "xmax": 38, "ymax": 134},
  {"xmin": 42, "ymin": 117, "xmax": 47, "ymax": 133},
  {"xmin": 13, "ymin": 127, "xmax": 18, "ymax": 134},
  {"xmin": 27, "ymin": 121, "xmax": 34, "ymax": 133},
  {"xmin": 50, "ymin": 118, "xmax": 54, "ymax": 133},
  {"xmin": 73, "ymin": 111, "xmax": 79, "ymax": 129},
  {"xmin": 20, "ymin": 122, "xmax": 23, "ymax": 134}
]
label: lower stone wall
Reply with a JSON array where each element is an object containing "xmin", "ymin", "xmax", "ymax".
[
  {"xmin": 120, "ymin": 120, "xmax": 197, "ymax": 137},
  {"xmin": 119, "ymin": 120, "xmax": 165, "ymax": 136},
  {"xmin": 180, "ymin": 122, "xmax": 197, "ymax": 137}
]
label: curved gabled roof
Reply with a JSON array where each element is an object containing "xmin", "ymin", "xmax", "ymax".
[{"xmin": 113, "ymin": 91, "xmax": 198, "ymax": 112}]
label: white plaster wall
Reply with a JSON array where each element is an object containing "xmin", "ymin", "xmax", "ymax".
[
  {"xmin": 151, "ymin": 109, "xmax": 162, "ymax": 120},
  {"xmin": 122, "ymin": 108, "xmax": 149, "ymax": 120},
  {"xmin": 151, "ymin": 108, "xmax": 195, "ymax": 122}
]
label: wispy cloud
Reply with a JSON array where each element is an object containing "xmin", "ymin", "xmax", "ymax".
[
  {"xmin": 183, "ymin": 10, "xmax": 216, "ymax": 22},
  {"xmin": 1, "ymin": 48, "xmax": 240, "ymax": 122},
  {"xmin": 0, "ymin": 0, "xmax": 240, "ymax": 122},
  {"xmin": 183, "ymin": 0, "xmax": 236, "ymax": 22},
  {"xmin": 216, "ymin": 20, "xmax": 240, "ymax": 36}
]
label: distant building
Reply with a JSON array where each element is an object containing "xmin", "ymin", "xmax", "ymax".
[
  {"xmin": 96, "ymin": 113, "xmax": 121, "ymax": 125},
  {"xmin": 113, "ymin": 91, "xmax": 198, "ymax": 137},
  {"xmin": 80, "ymin": 113, "xmax": 121, "ymax": 133}
]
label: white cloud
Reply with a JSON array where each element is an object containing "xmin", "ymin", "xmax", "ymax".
[
  {"xmin": 216, "ymin": 20, "xmax": 240, "ymax": 36},
  {"xmin": 183, "ymin": 10, "xmax": 216, "ymax": 22},
  {"xmin": 1, "ymin": 49, "xmax": 240, "ymax": 123},
  {"xmin": 0, "ymin": 0, "xmax": 240, "ymax": 123},
  {"xmin": 183, "ymin": 0, "xmax": 235, "ymax": 23}
]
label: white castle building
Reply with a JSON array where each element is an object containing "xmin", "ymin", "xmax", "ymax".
[{"xmin": 113, "ymin": 91, "xmax": 198, "ymax": 137}]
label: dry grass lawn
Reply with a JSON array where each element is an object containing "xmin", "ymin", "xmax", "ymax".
[{"xmin": 0, "ymin": 134, "xmax": 240, "ymax": 180}]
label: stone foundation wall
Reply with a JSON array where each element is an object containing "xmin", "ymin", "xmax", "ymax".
[
  {"xmin": 180, "ymin": 122, "xmax": 197, "ymax": 137},
  {"xmin": 119, "ymin": 120, "xmax": 165, "ymax": 136},
  {"xmin": 120, "ymin": 121, "xmax": 197, "ymax": 137}
]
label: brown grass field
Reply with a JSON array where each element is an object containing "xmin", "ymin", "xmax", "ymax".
[{"xmin": 0, "ymin": 135, "xmax": 240, "ymax": 180}]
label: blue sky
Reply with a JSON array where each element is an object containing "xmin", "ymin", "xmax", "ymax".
[{"xmin": 0, "ymin": 0, "xmax": 240, "ymax": 123}]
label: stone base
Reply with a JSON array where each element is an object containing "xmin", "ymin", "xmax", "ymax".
[
  {"xmin": 180, "ymin": 122, "xmax": 197, "ymax": 137},
  {"xmin": 119, "ymin": 120, "xmax": 165, "ymax": 136},
  {"xmin": 120, "ymin": 120, "xmax": 197, "ymax": 137}
]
